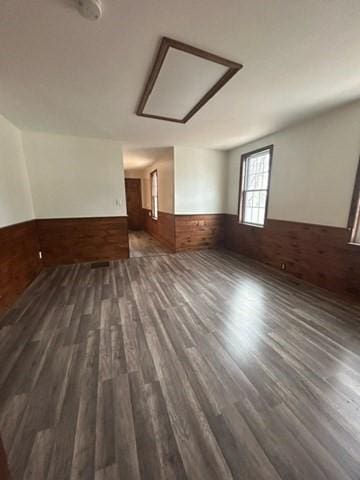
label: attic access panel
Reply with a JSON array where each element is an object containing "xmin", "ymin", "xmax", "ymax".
[{"xmin": 136, "ymin": 37, "xmax": 243, "ymax": 123}]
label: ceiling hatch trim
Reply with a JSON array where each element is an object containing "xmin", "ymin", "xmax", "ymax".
[{"xmin": 136, "ymin": 37, "xmax": 243, "ymax": 124}]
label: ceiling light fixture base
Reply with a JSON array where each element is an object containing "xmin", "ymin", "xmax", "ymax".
[{"xmin": 77, "ymin": 0, "xmax": 102, "ymax": 21}]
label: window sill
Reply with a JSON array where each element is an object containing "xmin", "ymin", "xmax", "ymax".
[{"xmin": 239, "ymin": 222, "xmax": 265, "ymax": 229}]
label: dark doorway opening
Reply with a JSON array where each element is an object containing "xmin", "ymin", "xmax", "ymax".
[{"xmin": 125, "ymin": 178, "xmax": 143, "ymax": 230}]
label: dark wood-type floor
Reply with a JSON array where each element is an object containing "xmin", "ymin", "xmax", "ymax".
[
  {"xmin": 1, "ymin": 249, "xmax": 360, "ymax": 480},
  {"xmin": 129, "ymin": 230, "xmax": 171, "ymax": 257}
]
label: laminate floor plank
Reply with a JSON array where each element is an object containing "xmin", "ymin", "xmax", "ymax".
[
  {"xmin": 23, "ymin": 429, "xmax": 54, "ymax": 480},
  {"xmin": 111, "ymin": 374, "xmax": 141, "ymax": 480},
  {"xmin": 129, "ymin": 230, "xmax": 171, "ymax": 257},
  {"xmin": 70, "ymin": 330, "xmax": 100, "ymax": 480},
  {"xmin": 0, "ymin": 249, "xmax": 360, "ymax": 479}
]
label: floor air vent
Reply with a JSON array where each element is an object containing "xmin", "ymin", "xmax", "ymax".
[{"xmin": 90, "ymin": 261, "xmax": 110, "ymax": 269}]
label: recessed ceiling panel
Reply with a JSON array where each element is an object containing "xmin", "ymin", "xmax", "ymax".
[
  {"xmin": 143, "ymin": 48, "xmax": 228, "ymax": 119},
  {"xmin": 136, "ymin": 37, "xmax": 242, "ymax": 123}
]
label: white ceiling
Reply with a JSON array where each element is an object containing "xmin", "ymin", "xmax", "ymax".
[
  {"xmin": 143, "ymin": 47, "xmax": 229, "ymax": 119},
  {"xmin": 123, "ymin": 147, "xmax": 170, "ymax": 171},
  {"xmin": 1, "ymin": 0, "xmax": 360, "ymax": 149}
]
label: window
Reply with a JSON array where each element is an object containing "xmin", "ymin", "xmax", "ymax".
[
  {"xmin": 150, "ymin": 169, "xmax": 158, "ymax": 220},
  {"xmin": 348, "ymin": 158, "xmax": 360, "ymax": 245},
  {"xmin": 238, "ymin": 145, "xmax": 273, "ymax": 227}
]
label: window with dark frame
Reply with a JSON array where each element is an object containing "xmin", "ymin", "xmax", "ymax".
[
  {"xmin": 238, "ymin": 145, "xmax": 273, "ymax": 227},
  {"xmin": 348, "ymin": 158, "xmax": 360, "ymax": 245},
  {"xmin": 150, "ymin": 169, "xmax": 158, "ymax": 220}
]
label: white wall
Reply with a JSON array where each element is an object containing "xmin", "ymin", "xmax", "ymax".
[
  {"xmin": 3, "ymin": 95, "xmax": 359, "ymax": 228},
  {"xmin": 22, "ymin": 131, "xmax": 127, "ymax": 218},
  {"xmin": 125, "ymin": 147, "xmax": 174, "ymax": 214},
  {"xmin": 125, "ymin": 147, "xmax": 227, "ymax": 216},
  {"xmin": 226, "ymin": 100, "xmax": 360, "ymax": 228},
  {"xmin": 0, "ymin": 115, "xmax": 34, "ymax": 227},
  {"xmin": 174, "ymin": 147, "xmax": 227, "ymax": 214}
]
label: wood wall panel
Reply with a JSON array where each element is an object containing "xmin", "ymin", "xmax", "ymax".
[
  {"xmin": 175, "ymin": 214, "xmax": 225, "ymax": 252},
  {"xmin": 37, "ymin": 217, "xmax": 129, "ymax": 266},
  {"xmin": 224, "ymin": 214, "xmax": 360, "ymax": 301},
  {"xmin": 143, "ymin": 212, "xmax": 225, "ymax": 252},
  {"xmin": 0, "ymin": 220, "xmax": 42, "ymax": 313},
  {"xmin": 143, "ymin": 209, "xmax": 176, "ymax": 251}
]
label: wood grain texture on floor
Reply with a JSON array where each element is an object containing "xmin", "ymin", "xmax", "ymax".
[
  {"xmin": 0, "ymin": 249, "xmax": 360, "ymax": 480},
  {"xmin": 129, "ymin": 230, "xmax": 172, "ymax": 257}
]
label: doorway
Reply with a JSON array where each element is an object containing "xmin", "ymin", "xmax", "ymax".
[
  {"xmin": 125, "ymin": 178, "xmax": 143, "ymax": 230},
  {"xmin": 125, "ymin": 177, "xmax": 170, "ymax": 257},
  {"xmin": 128, "ymin": 230, "xmax": 171, "ymax": 257}
]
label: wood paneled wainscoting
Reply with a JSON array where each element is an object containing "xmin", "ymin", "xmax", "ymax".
[
  {"xmin": 143, "ymin": 209, "xmax": 176, "ymax": 251},
  {"xmin": 175, "ymin": 214, "xmax": 225, "ymax": 252},
  {"xmin": 224, "ymin": 215, "xmax": 360, "ymax": 301},
  {"xmin": 142, "ymin": 211, "xmax": 225, "ymax": 252},
  {"xmin": 0, "ymin": 220, "xmax": 42, "ymax": 313},
  {"xmin": 37, "ymin": 217, "xmax": 129, "ymax": 267}
]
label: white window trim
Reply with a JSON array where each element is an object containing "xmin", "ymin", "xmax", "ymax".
[{"xmin": 238, "ymin": 145, "xmax": 273, "ymax": 228}]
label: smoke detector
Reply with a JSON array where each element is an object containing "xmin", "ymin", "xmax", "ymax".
[{"xmin": 77, "ymin": 0, "xmax": 102, "ymax": 20}]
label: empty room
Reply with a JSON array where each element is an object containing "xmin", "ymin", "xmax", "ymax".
[{"xmin": 1, "ymin": 1, "xmax": 360, "ymax": 479}]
